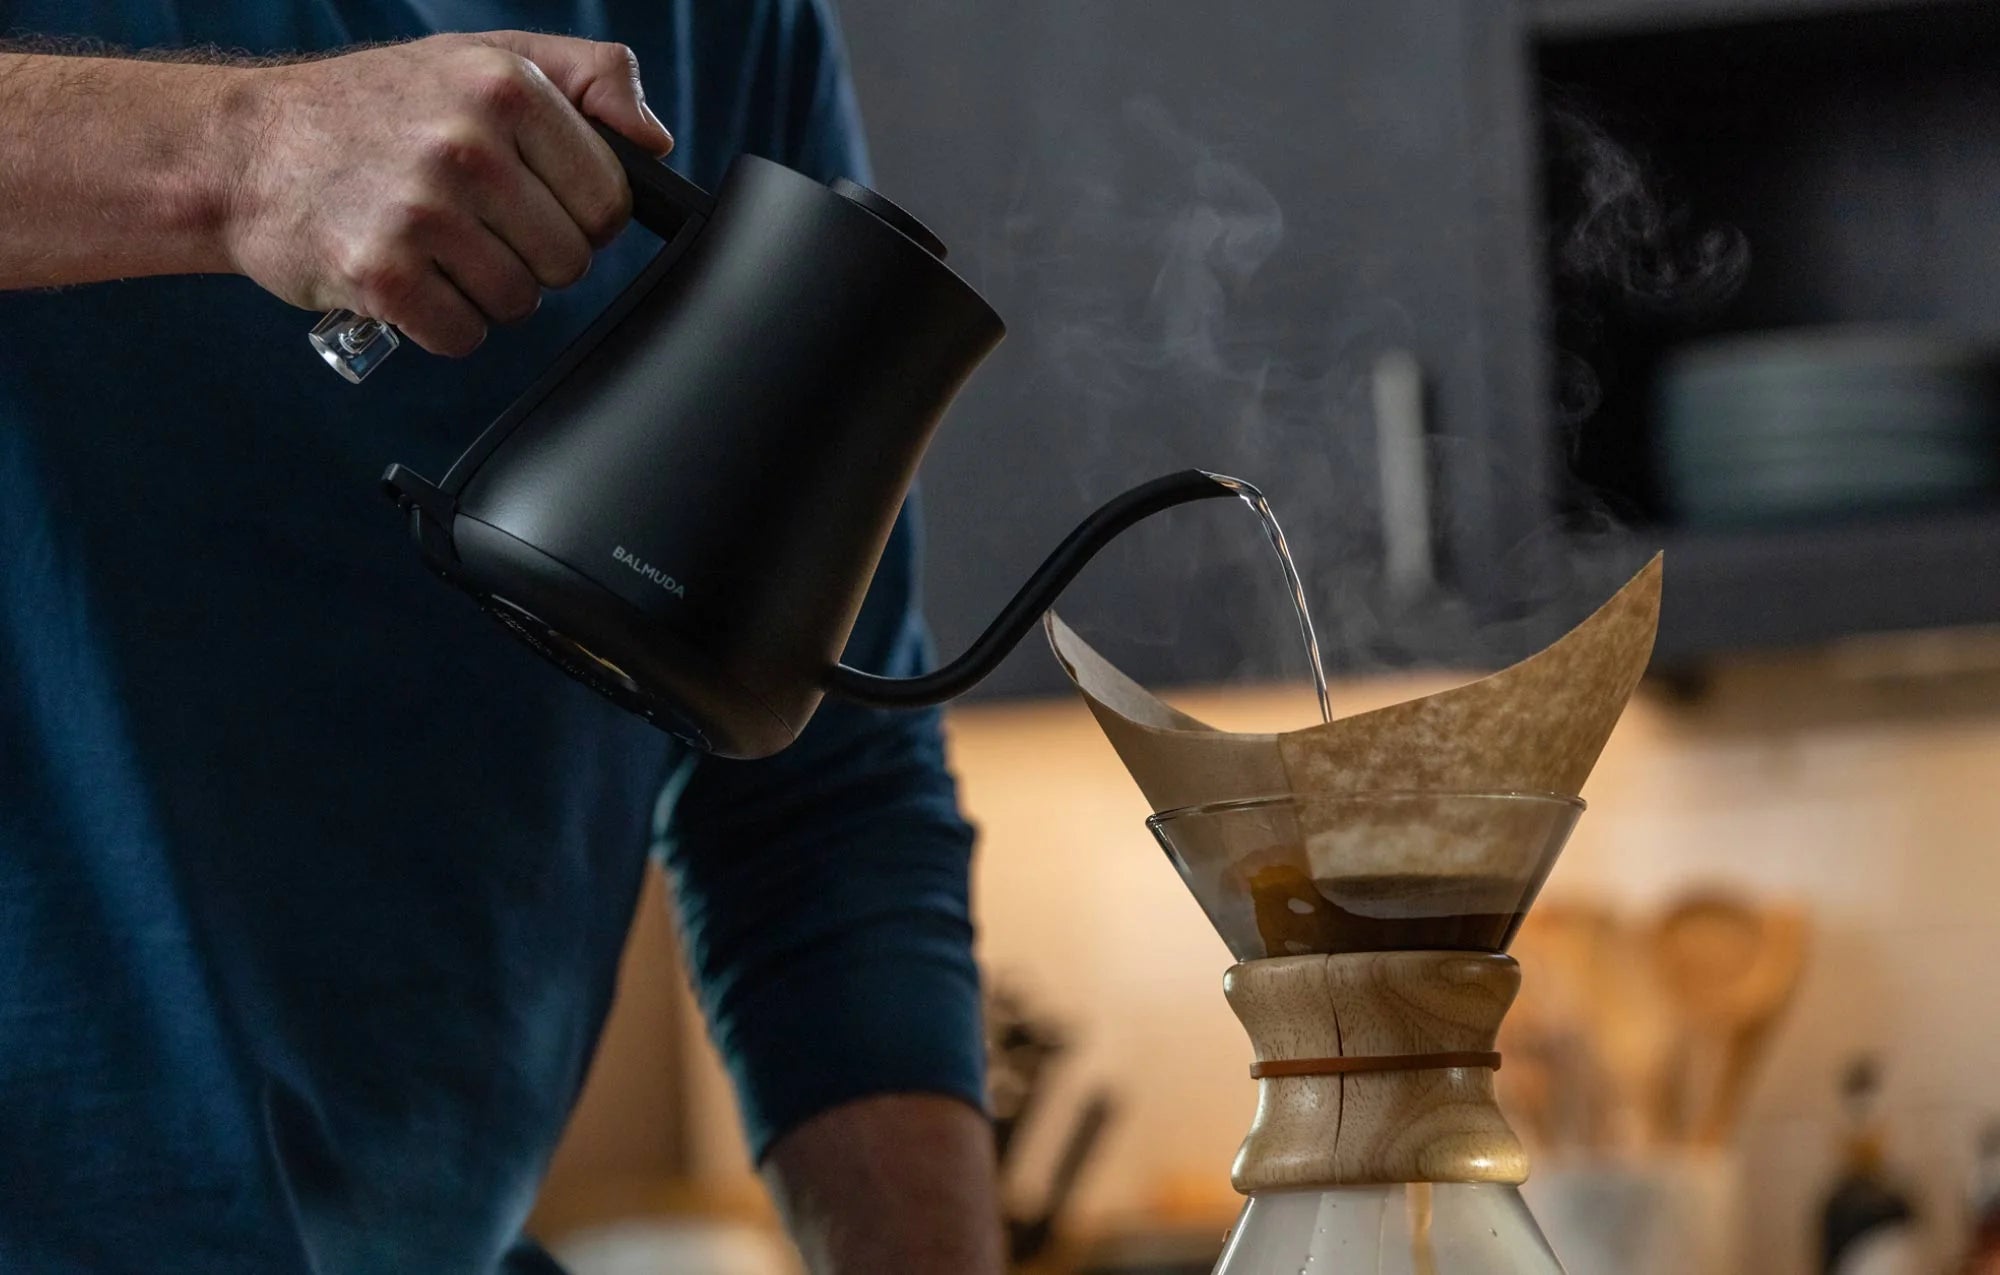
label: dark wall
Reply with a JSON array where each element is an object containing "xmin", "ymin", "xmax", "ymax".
[
  {"xmin": 1540, "ymin": 4, "xmax": 2000, "ymax": 521},
  {"xmin": 838, "ymin": 0, "xmax": 1555, "ymax": 700}
]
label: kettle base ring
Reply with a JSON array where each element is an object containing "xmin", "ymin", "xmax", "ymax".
[
  {"xmin": 479, "ymin": 594, "xmax": 713, "ymax": 752},
  {"xmin": 486, "ymin": 597, "xmax": 644, "ymax": 695}
]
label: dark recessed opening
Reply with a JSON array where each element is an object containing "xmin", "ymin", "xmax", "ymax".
[{"xmin": 1534, "ymin": 1, "xmax": 2000, "ymax": 530}]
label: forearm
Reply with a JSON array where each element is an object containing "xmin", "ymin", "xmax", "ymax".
[
  {"xmin": 762, "ymin": 1093, "xmax": 1004, "ymax": 1275},
  {"xmin": 0, "ymin": 50, "xmax": 250, "ymax": 289}
]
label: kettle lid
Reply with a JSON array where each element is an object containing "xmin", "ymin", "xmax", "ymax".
[{"xmin": 831, "ymin": 179, "xmax": 949, "ymax": 259}]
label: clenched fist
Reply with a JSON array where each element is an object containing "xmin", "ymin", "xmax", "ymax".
[{"xmin": 220, "ymin": 32, "xmax": 673, "ymax": 356}]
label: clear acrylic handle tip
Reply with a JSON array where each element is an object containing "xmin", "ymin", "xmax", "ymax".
[{"xmin": 310, "ymin": 309, "xmax": 400, "ymax": 383}]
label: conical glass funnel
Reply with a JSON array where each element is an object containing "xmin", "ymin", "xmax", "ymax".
[{"xmin": 1148, "ymin": 791, "xmax": 1583, "ymax": 961}]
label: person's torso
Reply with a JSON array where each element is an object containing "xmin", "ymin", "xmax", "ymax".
[{"xmin": 0, "ymin": 3, "xmax": 857, "ymax": 1270}]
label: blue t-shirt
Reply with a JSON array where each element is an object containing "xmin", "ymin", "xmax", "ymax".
[{"xmin": 0, "ymin": 4, "xmax": 983, "ymax": 1272}]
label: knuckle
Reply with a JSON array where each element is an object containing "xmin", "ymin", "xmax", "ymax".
[
  {"xmin": 422, "ymin": 126, "xmax": 501, "ymax": 181},
  {"xmin": 578, "ymin": 184, "xmax": 631, "ymax": 244},
  {"xmin": 389, "ymin": 198, "xmax": 452, "ymax": 243},
  {"xmin": 423, "ymin": 322, "xmax": 486, "ymax": 360},
  {"xmin": 547, "ymin": 244, "xmax": 591, "ymax": 289},
  {"xmin": 350, "ymin": 255, "xmax": 421, "ymax": 311},
  {"xmin": 496, "ymin": 284, "xmax": 541, "ymax": 325},
  {"xmin": 600, "ymin": 42, "xmax": 641, "ymax": 79},
  {"xmin": 465, "ymin": 51, "xmax": 536, "ymax": 116}
]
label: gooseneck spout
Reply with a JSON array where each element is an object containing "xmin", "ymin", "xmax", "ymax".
[{"xmin": 824, "ymin": 469, "xmax": 1240, "ymax": 708}]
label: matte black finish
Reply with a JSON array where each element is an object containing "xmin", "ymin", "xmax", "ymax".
[{"xmin": 386, "ymin": 131, "xmax": 1231, "ymax": 757}]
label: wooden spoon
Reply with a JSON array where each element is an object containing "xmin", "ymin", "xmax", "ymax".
[
  {"xmin": 1652, "ymin": 892, "xmax": 1810, "ymax": 1147},
  {"xmin": 1503, "ymin": 902, "xmax": 1615, "ymax": 1151}
]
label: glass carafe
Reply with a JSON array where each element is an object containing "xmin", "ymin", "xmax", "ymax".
[{"xmin": 1217, "ymin": 1185, "xmax": 1560, "ymax": 1275}]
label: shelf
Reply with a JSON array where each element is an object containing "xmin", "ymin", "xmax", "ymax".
[
  {"xmin": 1644, "ymin": 509, "xmax": 2000, "ymax": 665},
  {"xmin": 1531, "ymin": 0, "xmax": 1974, "ymax": 39}
]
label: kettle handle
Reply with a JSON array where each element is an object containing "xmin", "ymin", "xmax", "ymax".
[
  {"xmin": 308, "ymin": 120, "xmax": 714, "ymax": 382},
  {"xmin": 824, "ymin": 470, "xmax": 1241, "ymax": 708},
  {"xmin": 588, "ymin": 121, "xmax": 717, "ymax": 241}
]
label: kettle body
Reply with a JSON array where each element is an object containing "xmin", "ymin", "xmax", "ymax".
[
  {"xmin": 385, "ymin": 127, "xmax": 1239, "ymax": 759},
  {"xmin": 388, "ymin": 140, "xmax": 1003, "ymax": 758}
]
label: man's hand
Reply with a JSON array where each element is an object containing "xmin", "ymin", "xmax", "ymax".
[
  {"xmin": 0, "ymin": 33, "xmax": 671, "ymax": 356},
  {"xmin": 223, "ymin": 33, "xmax": 671, "ymax": 355},
  {"xmin": 762, "ymin": 1094, "xmax": 1005, "ymax": 1275}
]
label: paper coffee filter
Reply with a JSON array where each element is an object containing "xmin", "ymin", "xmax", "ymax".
[{"xmin": 1047, "ymin": 557, "xmax": 1661, "ymax": 958}]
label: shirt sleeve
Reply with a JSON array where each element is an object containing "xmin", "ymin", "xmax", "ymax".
[{"xmin": 652, "ymin": 492, "xmax": 985, "ymax": 1160}]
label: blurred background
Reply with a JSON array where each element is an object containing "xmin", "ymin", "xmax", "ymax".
[{"xmin": 531, "ymin": 1, "xmax": 2000, "ymax": 1272}]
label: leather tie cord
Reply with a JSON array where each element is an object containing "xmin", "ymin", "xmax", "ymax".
[{"xmin": 1249, "ymin": 1051, "xmax": 1502, "ymax": 1080}]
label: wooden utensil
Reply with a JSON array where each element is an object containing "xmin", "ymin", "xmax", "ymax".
[
  {"xmin": 1009, "ymin": 1091, "xmax": 1117, "ymax": 1265},
  {"xmin": 1651, "ymin": 892, "xmax": 1810, "ymax": 1147},
  {"xmin": 1590, "ymin": 914, "xmax": 1679, "ymax": 1153},
  {"xmin": 1503, "ymin": 902, "xmax": 1618, "ymax": 1152}
]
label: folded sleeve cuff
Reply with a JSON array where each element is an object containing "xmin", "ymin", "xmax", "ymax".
[{"xmin": 709, "ymin": 911, "xmax": 986, "ymax": 1161}]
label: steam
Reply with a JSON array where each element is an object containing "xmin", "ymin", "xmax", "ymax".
[
  {"xmin": 1015, "ymin": 96, "xmax": 1336, "ymax": 667},
  {"xmin": 1033, "ymin": 96, "xmax": 1291, "ymax": 445},
  {"xmin": 1542, "ymin": 85, "xmax": 1751, "ymax": 431},
  {"xmin": 1011, "ymin": 88, "xmax": 1747, "ymax": 692},
  {"xmin": 1129, "ymin": 97, "xmax": 1286, "ymax": 378}
]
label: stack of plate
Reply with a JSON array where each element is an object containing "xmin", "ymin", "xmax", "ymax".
[{"xmin": 1656, "ymin": 327, "xmax": 2000, "ymax": 529}]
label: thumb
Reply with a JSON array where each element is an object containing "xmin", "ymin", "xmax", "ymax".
[{"xmin": 483, "ymin": 31, "xmax": 675, "ymax": 157}]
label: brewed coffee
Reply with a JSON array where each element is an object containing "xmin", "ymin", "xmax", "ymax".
[
  {"xmin": 1248, "ymin": 866, "xmax": 1532, "ymax": 955},
  {"xmin": 1148, "ymin": 793, "xmax": 1580, "ymax": 962}
]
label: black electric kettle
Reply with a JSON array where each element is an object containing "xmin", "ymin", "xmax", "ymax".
[{"xmin": 376, "ymin": 125, "xmax": 1240, "ymax": 758}]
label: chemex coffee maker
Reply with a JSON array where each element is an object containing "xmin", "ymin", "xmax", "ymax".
[
  {"xmin": 314, "ymin": 123, "xmax": 1245, "ymax": 758},
  {"xmin": 1049, "ymin": 558, "xmax": 1663, "ymax": 1275}
]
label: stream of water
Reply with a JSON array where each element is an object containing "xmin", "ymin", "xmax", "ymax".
[{"xmin": 1207, "ymin": 474, "xmax": 1332, "ymax": 724}]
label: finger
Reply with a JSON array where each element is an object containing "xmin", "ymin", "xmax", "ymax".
[
  {"xmin": 436, "ymin": 222, "xmax": 543, "ymax": 326},
  {"xmin": 496, "ymin": 61, "xmax": 632, "ymax": 247},
  {"xmin": 484, "ymin": 32, "xmax": 674, "ymax": 155},
  {"xmin": 473, "ymin": 163, "xmax": 593, "ymax": 291},
  {"xmin": 380, "ymin": 267, "xmax": 488, "ymax": 358}
]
